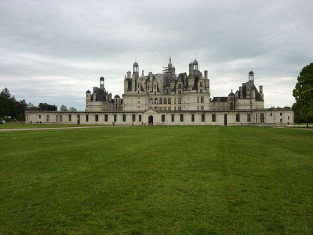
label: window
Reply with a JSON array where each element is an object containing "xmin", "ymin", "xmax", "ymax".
[
  {"xmin": 212, "ymin": 114, "xmax": 216, "ymax": 122},
  {"xmin": 139, "ymin": 115, "xmax": 142, "ymax": 122},
  {"xmin": 132, "ymin": 114, "xmax": 136, "ymax": 122},
  {"xmin": 178, "ymin": 107, "xmax": 181, "ymax": 111},
  {"xmin": 164, "ymin": 98, "xmax": 167, "ymax": 104},
  {"xmin": 174, "ymin": 98, "xmax": 176, "ymax": 104},
  {"xmin": 178, "ymin": 90, "xmax": 181, "ymax": 94},
  {"xmin": 260, "ymin": 113, "xmax": 264, "ymax": 123},
  {"xmin": 178, "ymin": 98, "xmax": 181, "ymax": 104},
  {"xmin": 280, "ymin": 119, "xmax": 282, "ymax": 123},
  {"xmin": 114, "ymin": 115, "xmax": 117, "ymax": 122},
  {"xmin": 95, "ymin": 115, "xmax": 98, "ymax": 122},
  {"xmin": 123, "ymin": 115, "xmax": 126, "ymax": 122},
  {"xmin": 86, "ymin": 114, "xmax": 89, "ymax": 122},
  {"xmin": 247, "ymin": 114, "xmax": 251, "ymax": 122},
  {"xmin": 270, "ymin": 112, "xmax": 272, "ymax": 116},
  {"xmin": 171, "ymin": 114, "xmax": 175, "ymax": 122},
  {"xmin": 105, "ymin": 115, "xmax": 108, "ymax": 122},
  {"xmin": 159, "ymin": 98, "xmax": 162, "ymax": 104},
  {"xmin": 69, "ymin": 115, "xmax": 72, "ymax": 122},
  {"xmin": 201, "ymin": 114, "xmax": 205, "ymax": 122},
  {"xmin": 161, "ymin": 115, "xmax": 165, "ymax": 122},
  {"xmin": 60, "ymin": 115, "xmax": 62, "ymax": 122},
  {"xmin": 180, "ymin": 114, "xmax": 184, "ymax": 122},
  {"xmin": 178, "ymin": 84, "xmax": 182, "ymax": 89},
  {"xmin": 280, "ymin": 113, "xmax": 282, "ymax": 116},
  {"xmin": 201, "ymin": 96, "xmax": 204, "ymax": 103},
  {"xmin": 47, "ymin": 115, "xmax": 49, "ymax": 122},
  {"xmin": 168, "ymin": 107, "xmax": 171, "ymax": 111},
  {"xmin": 201, "ymin": 106, "xmax": 204, "ymax": 110},
  {"xmin": 236, "ymin": 114, "xmax": 240, "ymax": 122},
  {"xmin": 138, "ymin": 101, "xmax": 140, "ymax": 104},
  {"xmin": 191, "ymin": 114, "xmax": 195, "ymax": 122},
  {"xmin": 168, "ymin": 98, "xmax": 171, "ymax": 104}
]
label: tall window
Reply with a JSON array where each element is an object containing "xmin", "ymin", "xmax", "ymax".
[
  {"xmin": 105, "ymin": 115, "xmax": 108, "ymax": 122},
  {"xmin": 180, "ymin": 114, "xmax": 184, "ymax": 122},
  {"xmin": 171, "ymin": 114, "xmax": 174, "ymax": 122},
  {"xmin": 201, "ymin": 114, "xmax": 205, "ymax": 122},
  {"xmin": 168, "ymin": 98, "xmax": 171, "ymax": 104},
  {"xmin": 132, "ymin": 114, "xmax": 136, "ymax": 122},
  {"xmin": 86, "ymin": 114, "xmax": 89, "ymax": 122},
  {"xmin": 60, "ymin": 115, "xmax": 62, "ymax": 122},
  {"xmin": 178, "ymin": 98, "xmax": 181, "ymax": 104},
  {"xmin": 260, "ymin": 113, "xmax": 264, "ymax": 123},
  {"xmin": 161, "ymin": 115, "xmax": 165, "ymax": 122},
  {"xmin": 201, "ymin": 96, "xmax": 204, "ymax": 103},
  {"xmin": 95, "ymin": 114, "xmax": 98, "ymax": 122},
  {"xmin": 123, "ymin": 115, "xmax": 126, "ymax": 122},
  {"xmin": 236, "ymin": 114, "xmax": 240, "ymax": 122},
  {"xmin": 212, "ymin": 114, "xmax": 216, "ymax": 122},
  {"xmin": 114, "ymin": 115, "xmax": 117, "ymax": 122},
  {"xmin": 47, "ymin": 115, "xmax": 49, "ymax": 122},
  {"xmin": 159, "ymin": 98, "xmax": 162, "ymax": 104},
  {"xmin": 139, "ymin": 115, "xmax": 142, "ymax": 122},
  {"xmin": 191, "ymin": 114, "xmax": 195, "ymax": 122},
  {"xmin": 69, "ymin": 115, "xmax": 71, "ymax": 122},
  {"xmin": 247, "ymin": 114, "xmax": 251, "ymax": 122},
  {"xmin": 164, "ymin": 98, "xmax": 167, "ymax": 104},
  {"xmin": 178, "ymin": 84, "xmax": 181, "ymax": 89}
]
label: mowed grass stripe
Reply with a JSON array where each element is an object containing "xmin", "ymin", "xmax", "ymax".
[{"xmin": 0, "ymin": 126, "xmax": 312, "ymax": 234}]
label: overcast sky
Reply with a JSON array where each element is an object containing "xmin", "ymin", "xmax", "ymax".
[{"xmin": 1, "ymin": 0, "xmax": 312, "ymax": 111}]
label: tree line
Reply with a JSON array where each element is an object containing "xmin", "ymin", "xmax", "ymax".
[
  {"xmin": 0, "ymin": 88, "xmax": 76, "ymax": 121},
  {"xmin": 292, "ymin": 63, "xmax": 313, "ymax": 127}
]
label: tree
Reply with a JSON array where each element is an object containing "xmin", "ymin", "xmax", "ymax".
[
  {"xmin": 38, "ymin": 103, "xmax": 57, "ymax": 111},
  {"xmin": 0, "ymin": 88, "xmax": 11, "ymax": 98},
  {"xmin": 68, "ymin": 107, "xmax": 77, "ymax": 111},
  {"xmin": 292, "ymin": 63, "xmax": 313, "ymax": 127},
  {"xmin": 27, "ymin": 103, "xmax": 39, "ymax": 110},
  {"xmin": 60, "ymin": 105, "xmax": 68, "ymax": 111}
]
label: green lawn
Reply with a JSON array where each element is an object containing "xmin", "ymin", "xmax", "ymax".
[{"xmin": 0, "ymin": 126, "xmax": 312, "ymax": 234}]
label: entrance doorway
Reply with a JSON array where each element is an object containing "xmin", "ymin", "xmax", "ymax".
[
  {"xmin": 224, "ymin": 114, "xmax": 227, "ymax": 126},
  {"xmin": 148, "ymin": 115, "xmax": 153, "ymax": 125}
]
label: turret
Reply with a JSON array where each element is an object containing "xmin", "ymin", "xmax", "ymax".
[
  {"xmin": 193, "ymin": 59, "xmax": 198, "ymax": 71},
  {"xmin": 86, "ymin": 90, "xmax": 91, "ymax": 102},
  {"xmin": 249, "ymin": 71, "xmax": 254, "ymax": 85},
  {"xmin": 100, "ymin": 77, "xmax": 104, "ymax": 89}
]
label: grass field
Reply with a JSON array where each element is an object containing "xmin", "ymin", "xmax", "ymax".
[{"xmin": 0, "ymin": 125, "xmax": 312, "ymax": 234}]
